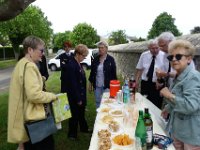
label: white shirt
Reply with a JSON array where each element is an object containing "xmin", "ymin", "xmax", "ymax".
[{"xmin": 136, "ymin": 50, "xmax": 165, "ymax": 82}]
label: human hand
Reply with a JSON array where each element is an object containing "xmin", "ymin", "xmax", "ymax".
[
  {"xmin": 88, "ymin": 83, "xmax": 93, "ymax": 93},
  {"xmin": 156, "ymin": 69, "xmax": 167, "ymax": 78},
  {"xmin": 78, "ymin": 101, "xmax": 82, "ymax": 106},
  {"xmin": 161, "ymin": 109, "xmax": 169, "ymax": 121},
  {"xmin": 160, "ymin": 87, "xmax": 174, "ymax": 101}
]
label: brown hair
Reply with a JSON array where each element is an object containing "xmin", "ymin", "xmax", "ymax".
[
  {"xmin": 22, "ymin": 35, "xmax": 45, "ymax": 54},
  {"xmin": 74, "ymin": 44, "xmax": 88, "ymax": 56}
]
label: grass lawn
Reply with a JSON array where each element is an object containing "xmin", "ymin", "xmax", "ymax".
[
  {"xmin": 0, "ymin": 59, "xmax": 17, "ymax": 69},
  {"xmin": 0, "ymin": 70, "xmax": 97, "ymax": 150}
]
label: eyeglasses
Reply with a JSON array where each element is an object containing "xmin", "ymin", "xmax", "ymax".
[
  {"xmin": 167, "ymin": 54, "xmax": 189, "ymax": 61},
  {"xmin": 39, "ymin": 49, "xmax": 45, "ymax": 53}
]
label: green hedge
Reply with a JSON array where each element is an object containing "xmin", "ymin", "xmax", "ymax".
[
  {"xmin": 0, "ymin": 47, "xmax": 23, "ymax": 60},
  {"xmin": 0, "ymin": 47, "xmax": 15, "ymax": 60}
]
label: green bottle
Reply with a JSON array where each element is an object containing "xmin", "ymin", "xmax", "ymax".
[
  {"xmin": 144, "ymin": 108, "xmax": 153, "ymax": 149},
  {"xmin": 135, "ymin": 110, "xmax": 147, "ymax": 149}
]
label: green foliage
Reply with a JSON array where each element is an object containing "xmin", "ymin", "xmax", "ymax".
[
  {"xmin": 190, "ymin": 26, "xmax": 200, "ymax": 34},
  {"xmin": 53, "ymin": 31, "xmax": 72, "ymax": 50},
  {"xmin": 147, "ymin": 12, "xmax": 182, "ymax": 39},
  {"xmin": 108, "ymin": 30, "xmax": 128, "ymax": 45},
  {"xmin": 0, "ymin": 5, "xmax": 53, "ymax": 59},
  {"xmin": 70, "ymin": 23, "xmax": 100, "ymax": 48},
  {"xmin": 0, "ymin": 47, "xmax": 15, "ymax": 60}
]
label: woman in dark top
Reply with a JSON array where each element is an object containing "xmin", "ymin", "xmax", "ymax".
[
  {"xmin": 65, "ymin": 44, "xmax": 90, "ymax": 140},
  {"xmin": 89, "ymin": 41, "xmax": 117, "ymax": 108}
]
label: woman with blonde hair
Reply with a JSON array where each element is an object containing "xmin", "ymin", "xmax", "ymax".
[
  {"xmin": 7, "ymin": 35, "xmax": 57, "ymax": 150},
  {"xmin": 160, "ymin": 39, "xmax": 200, "ymax": 149}
]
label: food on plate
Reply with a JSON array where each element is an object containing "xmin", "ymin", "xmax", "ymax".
[
  {"xmin": 103, "ymin": 99, "xmax": 114, "ymax": 104},
  {"xmin": 113, "ymin": 134, "xmax": 134, "ymax": 146},
  {"xmin": 102, "ymin": 115, "xmax": 114, "ymax": 124},
  {"xmin": 101, "ymin": 107, "xmax": 111, "ymax": 113},
  {"xmin": 108, "ymin": 120, "xmax": 119, "ymax": 132},
  {"xmin": 98, "ymin": 129, "xmax": 112, "ymax": 150},
  {"xmin": 111, "ymin": 110, "xmax": 122, "ymax": 115},
  {"xmin": 98, "ymin": 137, "xmax": 112, "ymax": 150},
  {"xmin": 98, "ymin": 129, "xmax": 111, "ymax": 138}
]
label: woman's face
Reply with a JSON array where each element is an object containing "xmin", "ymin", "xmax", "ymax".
[
  {"xmin": 168, "ymin": 47, "xmax": 192, "ymax": 75},
  {"xmin": 76, "ymin": 53, "xmax": 88, "ymax": 63},
  {"xmin": 98, "ymin": 45, "xmax": 107, "ymax": 56},
  {"xmin": 28, "ymin": 44, "xmax": 44, "ymax": 63}
]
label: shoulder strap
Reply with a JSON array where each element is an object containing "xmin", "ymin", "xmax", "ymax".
[{"xmin": 23, "ymin": 62, "xmax": 28, "ymax": 121}]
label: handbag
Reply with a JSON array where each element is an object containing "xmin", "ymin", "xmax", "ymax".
[
  {"xmin": 22, "ymin": 63, "xmax": 57, "ymax": 144},
  {"xmin": 24, "ymin": 115, "xmax": 57, "ymax": 144}
]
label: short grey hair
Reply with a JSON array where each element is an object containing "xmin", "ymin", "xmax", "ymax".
[
  {"xmin": 96, "ymin": 41, "xmax": 109, "ymax": 48},
  {"xmin": 158, "ymin": 32, "xmax": 175, "ymax": 42},
  {"xmin": 148, "ymin": 39, "xmax": 158, "ymax": 46}
]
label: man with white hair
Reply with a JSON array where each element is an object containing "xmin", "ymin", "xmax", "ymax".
[
  {"xmin": 135, "ymin": 39, "xmax": 165, "ymax": 108},
  {"xmin": 156, "ymin": 32, "xmax": 195, "ymax": 87}
]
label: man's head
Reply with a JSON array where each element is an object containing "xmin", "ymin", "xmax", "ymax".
[
  {"xmin": 63, "ymin": 41, "xmax": 72, "ymax": 52},
  {"xmin": 148, "ymin": 39, "xmax": 159, "ymax": 56},
  {"xmin": 157, "ymin": 32, "xmax": 175, "ymax": 53}
]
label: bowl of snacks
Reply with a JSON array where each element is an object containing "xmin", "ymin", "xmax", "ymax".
[{"xmin": 112, "ymin": 134, "xmax": 134, "ymax": 148}]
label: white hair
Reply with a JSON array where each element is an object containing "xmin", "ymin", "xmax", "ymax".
[
  {"xmin": 148, "ymin": 38, "xmax": 158, "ymax": 46},
  {"xmin": 158, "ymin": 31, "xmax": 175, "ymax": 42},
  {"xmin": 96, "ymin": 41, "xmax": 109, "ymax": 48}
]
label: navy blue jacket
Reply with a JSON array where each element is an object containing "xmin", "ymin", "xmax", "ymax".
[
  {"xmin": 59, "ymin": 52, "xmax": 73, "ymax": 93},
  {"xmin": 65, "ymin": 57, "xmax": 87, "ymax": 106},
  {"xmin": 89, "ymin": 54, "xmax": 117, "ymax": 89}
]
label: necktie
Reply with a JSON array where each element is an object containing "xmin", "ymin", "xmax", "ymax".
[{"xmin": 147, "ymin": 55, "xmax": 156, "ymax": 81}]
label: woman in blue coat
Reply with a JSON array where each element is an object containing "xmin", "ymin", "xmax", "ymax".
[{"xmin": 160, "ymin": 40, "xmax": 200, "ymax": 149}]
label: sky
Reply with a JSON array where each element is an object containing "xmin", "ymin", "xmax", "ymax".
[{"xmin": 33, "ymin": 0, "xmax": 200, "ymax": 38}]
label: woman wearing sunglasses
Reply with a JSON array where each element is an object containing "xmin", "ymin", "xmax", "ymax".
[{"xmin": 160, "ymin": 39, "xmax": 200, "ymax": 149}]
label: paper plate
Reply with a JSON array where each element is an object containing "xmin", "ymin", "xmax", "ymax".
[{"xmin": 109, "ymin": 109, "xmax": 124, "ymax": 117}]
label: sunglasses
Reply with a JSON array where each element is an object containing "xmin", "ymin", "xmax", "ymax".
[
  {"xmin": 39, "ymin": 49, "xmax": 45, "ymax": 53},
  {"xmin": 167, "ymin": 54, "xmax": 189, "ymax": 61}
]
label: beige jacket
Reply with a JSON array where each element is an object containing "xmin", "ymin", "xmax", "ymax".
[{"xmin": 7, "ymin": 57, "xmax": 57, "ymax": 143}]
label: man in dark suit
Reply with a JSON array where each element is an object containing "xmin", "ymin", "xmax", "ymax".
[{"xmin": 59, "ymin": 41, "xmax": 73, "ymax": 93}]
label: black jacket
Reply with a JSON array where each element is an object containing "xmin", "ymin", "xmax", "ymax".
[
  {"xmin": 89, "ymin": 54, "xmax": 117, "ymax": 89},
  {"xmin": 59, "ymin": 52, "xmax": 73, "ymax": 92},
  {"xmin": 65, "ymin": 57, "xmax": 87, "ymax": 106},
  {"xmin": 38, "ymin": 55, "xmax": 49, "ymax": 80}
]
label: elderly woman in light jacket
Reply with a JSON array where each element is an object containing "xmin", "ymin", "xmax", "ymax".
[
  {"xmin": 160, "ymin": 39, "xmax": 200, "ymax": 150},
  {"xmin": 7, "ymin": 36, "xmax": 57, "ymax": 150}
]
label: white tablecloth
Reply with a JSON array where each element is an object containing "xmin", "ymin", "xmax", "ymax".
[{"xmin": 89, "ymin": 92, "xmax": 175, "ymax": 150}]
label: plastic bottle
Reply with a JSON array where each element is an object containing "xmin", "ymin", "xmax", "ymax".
[
  {"xmin": 123, "ymin": 78, "xmax": 130, "ymax": 104},
  {"xmin": 135, "ymin": 110, "xmax": 147, "ymax": 149},
  {"xmin": 144, "ymin": 108, "xmax": 153, "ymax": 149}
]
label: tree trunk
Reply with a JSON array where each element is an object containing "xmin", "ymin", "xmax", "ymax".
[{"xmin": 0, "ymin": 0, "xmax": 36, "ymax": 21}]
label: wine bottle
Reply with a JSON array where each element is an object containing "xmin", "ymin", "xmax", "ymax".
[{"xmin": 144, "ymin": 108, "xmax": 153, "ymax": 149}]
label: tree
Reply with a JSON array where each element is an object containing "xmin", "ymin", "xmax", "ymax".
[
  {"xmin": 70, "ymin": 23, "xmax": 100, "ymax": 48},
  {"xmin": 53, "ymin": 31, "xmax": 71, "ymax": 50},
  {"xmin": 0, "ymin": 0, "xmax": 35, "ymax": 21},
  {"xmin": 0, "ymin": 5, "xmax": 53, "ymax": 59},
  {"xmin": 108, "ymin": 30, "xmax": 128, "ymax": 45},
  {"xmin": 147, "ymin": 12, "xmax": 182, "ymax": 39},
  {"xmin": 190, "ymin": 26, "xmax": 200, "ymax": 34}
]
